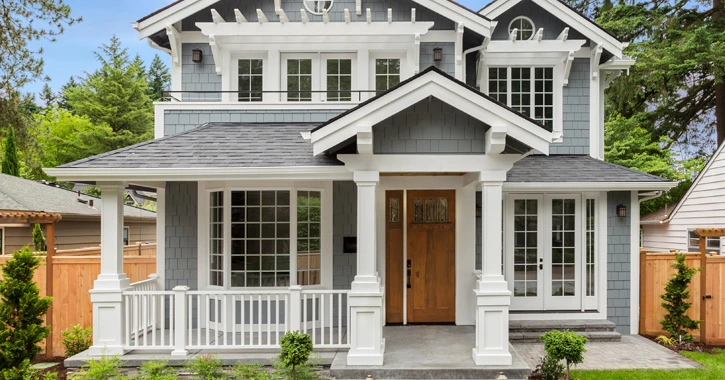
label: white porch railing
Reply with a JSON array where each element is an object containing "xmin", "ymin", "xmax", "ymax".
[{"xmin": 121, "ymin": 286, "xmax": 350, "ymax": 352}]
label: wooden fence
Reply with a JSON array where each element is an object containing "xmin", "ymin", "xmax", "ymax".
[
  {"xmin": 640, "ymin": 250, "xmax": 725, "ymax": 345},
  {"xmin": 0, "ymin": 248, "xmax": 157, "ymax": 357},
  {"xmin": 56, "ymin": 242, "xmax": 156, "ymax": 257}
]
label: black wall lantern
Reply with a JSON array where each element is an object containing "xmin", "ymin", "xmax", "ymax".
[
  {"xmin": 192, "ymin": 49, "xmax": 203, "ymax": 63},
  {"xmin": 617, "ymin": 204, "xmax": 627, "ymax": 218},
  {"xmin": 433, "ymin": 47, "xmax": 443, "ymax": 62}
]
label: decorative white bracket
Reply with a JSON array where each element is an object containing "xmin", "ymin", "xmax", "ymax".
[
  {"xmin": 591, "ymin": 43, "xmax": 603, "ymax": 79},
  {"xmin": 366, "ymin": 8, "xmax": 371, "ymax": 24},
  {"xmin": 557, "ymin": 27, "xmax": 569, "ymax": 41},
  {"xmin": 165, "ymin": 25, "xmax": 181, "ymax": 67},
  {"xmin": 323, "ymin": 8, "xmax": 330, "ymax": 23},
  {"xmin": 278, "ymin": 9, "xmax": 289, "ymax": 23},
  {"xmin": 257, "ymin": 9, "xmax": 268, "ymax": 23},
  {"xmin": 509, "ymin": 28, "xmax": 518, "ymax": 41},
  {"xmin": 387, "ymin": 8, "xmax": 393, "ymax": 23},
  {"xmin": 208, "ymin": 35, "xmax": 222, "ymax": 75},
  {"xmin": 456, "ymin": 23, "xmax": 464, "ymax": 65},
  {"xmin": 485, "ymin": 126, "xmax": 507, "ymax": 155},
  {"xmin": 357, "ymin": 126, "xmax": 374, "ymax": 154},
  {"xmin": 234, "ymin": 9, "xmax": 247, "ymax": 23},
  {"xmin": 300, "ymin": 9, "xmax": 309, "ymax": 23},
  {"xmin": 534, "ymin": 28, "xmax": 543, "ymax": 41},
  {"xmin": 344, "ymin": 9, "xmax": 351, "ymax": 23},
  {"xmin": 563, "ymin": 51, "xmax": 574, "ymax": 86},
  {"xmin": 211, "ymin": 9, "xmax": 225, "ymax": 23},
  {"xmin": 411, "ymin": 8, "xmax": 416, "ymax": 23},
  {"xmin": 356, "ymin": 0, "xmax": 362, "ymax": 15},
  {"xmin": 414, "ymin": 33, "xmax": 421, "ymax": 73},
  {"xmin": 274, "ymin": 0, "xmax": 281, "ymax": 15}
]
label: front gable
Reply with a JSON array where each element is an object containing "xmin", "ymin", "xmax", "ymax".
[{"xmin": 488, "ymin": 0, "xmax": 587, "ymax": 42}]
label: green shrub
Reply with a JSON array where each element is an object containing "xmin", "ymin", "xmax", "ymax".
[
  {"xmin": 61, "ymin": 325, "xmax": 93, "ymax": 357},
  {"xmin": 137, "ymin": 360, "xmax": 178, "ymax": 380},
  {"xmin": 541, "ymin": 330, "xmax": 587, "ymax": 380},
  {"xmin": 0, "ymin": 359, "xmax": 39, "ymax": 380},
  {"xmin": 535, "ymin": 354, "xmax": 565, "ymax": 380},
  {"xmin": 661, "ymin": 253, "xmax": 700, "ymax": 343},
  {"xmin": 185, "ymin": 355, "xmax": 225, "ymax": 380},
  {"xmin": 230, "ymin": 364, "xmax": 273, "ymax": 380},
  {"xmin": 43, "ymin": 372, "xmax": 58, "ymax": 380},
  {"xmin": 0, "ymin": 247, "xmax": 53, "ymax": 370},
  {"xmin": 32, "ymin": 224, "xmax": 46, "ymax": 252},
  {"xmin": 70, "ymin": 356, "xmax": 128, "ymax": 380},
  {"xmin": 277, "ymin": 331, "xmax": 314, "ymax": 380}
]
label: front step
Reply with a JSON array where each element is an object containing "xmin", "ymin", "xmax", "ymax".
[{"xmin": 509, "ymin": 320, "xmax": 621, "ymax": 342}]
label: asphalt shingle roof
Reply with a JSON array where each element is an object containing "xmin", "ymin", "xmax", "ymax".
[
  {"xmin": 0, "ymin": 173, "xmax": 156, "ymax": 218},
  {"xmin": 59, "ymin": 123, "xmax": 343, "ymax": 169},
  {"xmin": 507, "ymin": 155, "xmax": 671, "ymax": 183}
]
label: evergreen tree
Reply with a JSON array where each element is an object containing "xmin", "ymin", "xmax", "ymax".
[
  {"xmin": 0, "ymin": 247, "xmax": 52, "ymax": 371},
  {"xmin": 58, "ymin": 76, "xmax": 78, "ymax": 110},
  {"xmin": 147, "ymin": 55, "xmax": 171, "ymax": 101},
  {"xmin": 1, "ymin": 126, "xmax": 20, "ymax": 177},
  {"xmin": 660, "ymin": 253, "xmax": 700, "ymax": 343},
  {"xmin": 40, "ymin": 83, "xmax": 58, "ymax": 108},
  {"xmin": 132, "ymin": 54, "xmax": 147, "ymax": 81},
  {"xmin": 32, "ymin": 224, "xmax": 46, "ymax": 252}
]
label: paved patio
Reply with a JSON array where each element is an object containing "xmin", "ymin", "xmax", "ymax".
[{"xmin": 513, "ymin": 334, "xmax": 703, "ymax": 370}]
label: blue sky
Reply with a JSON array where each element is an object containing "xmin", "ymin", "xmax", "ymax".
[{"xmin": 24, "ymin": 0, "xmax": 488, "ymax": 97}]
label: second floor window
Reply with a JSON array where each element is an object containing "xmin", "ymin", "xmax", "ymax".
[
  {"xmin": 489, "ymin": 67, "xmax": 554, "ymax": 128},
  {"xmin": 375, "ymin": 58, "xmax": 401, "ymax": 92},
  {"xmin": 326, "ymin": 59, "xmax": 352, "ymax": 101},
  {"xmin": 287, "ymin": 59, "xmax": 313, "ymax": 102},
  {"xmin": 238, "ymin": 59, "xmax": 263, "ymax": 102}
]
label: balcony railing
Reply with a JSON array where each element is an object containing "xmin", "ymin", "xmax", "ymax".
[{"xmin": 161, "ymin": 90, "xmax": 378, "ymax": 103}]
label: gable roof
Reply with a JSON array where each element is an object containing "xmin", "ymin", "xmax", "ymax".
[
  {"xmin": 134, "ymin": 0, "xmax": 493, "ymax": 39},
  {"xmin": 643, "ymin": 141, "xmax": 725, "ymax": 224},
  {"xmin": 0, "ymin": 173, "xmax": 156, "ymax": 219},
  {"xmin": 479, "ymin": 0, "xmax": 626, "ymax": 57}
]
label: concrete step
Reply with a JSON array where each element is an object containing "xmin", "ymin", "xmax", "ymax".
[
  {"xmin": 330, "ymin": 366, "xmax": 531, "ymax": 380},
  {"xmin": 509, "ymin": 319, "xmax": 618, "ymax": 333},
  {"xmin": 510, "ymin": 331, "xmax": 622, "ymax": 343}
]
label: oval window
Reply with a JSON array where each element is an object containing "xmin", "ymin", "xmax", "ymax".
[
  {"xmin": 303, "ymin": 0, "xmax": 334, "ymax": 15},
  {"xmin": 509, "ymin": 16, "xmax": 535, "ymax": 40}
]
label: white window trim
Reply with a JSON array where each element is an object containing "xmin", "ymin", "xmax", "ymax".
[
  {"xmin": 281, "ymin": 53, "xmax": 321, "ymax": 102},
  {"xmin": 481, "ymin": 55, "xmax": 564, "ymax": 141},
  {"xmin": 229, "ymin": 51, "xmax": 268, "ymax": 103},
  {"xmin": 508, "ymin": 16, "xmax": 536, "ymax": 41},
  {"xmin": 123, "ymin": 226, "xmax": 130, "ymax": 246},
  {"xmin": 303, "ymin": 0, "xmax": 334, "ymax": 15},
  {"xmin": 369, "ymin": 51, "xmax": 409, "ymax": 91},
  {"xmin": 687, "ymin": 229, "xmax": 721, "ymax": 251},
  {"xmin": 320, "ymin": 53, "xmax": 357, "ymax": 102},
  {"xmin": 197, "ymin": 181, "xmax": 333, "ymax": 291}
]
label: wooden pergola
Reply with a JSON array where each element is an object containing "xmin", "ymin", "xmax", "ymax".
[{"xmin": 0, "ymin": 211, "xmax": 62, "ymax": 357}]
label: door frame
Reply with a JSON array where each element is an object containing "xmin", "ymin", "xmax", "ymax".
[
  {"xmin": 505, "ymin": 194, "xmax": 544, "ymax": 310},
  {"xmin": 543, "ymin": 193, "xmax": 583, "ymax": 311}
]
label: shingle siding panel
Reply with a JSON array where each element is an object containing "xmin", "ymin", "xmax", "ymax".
[
  {"xmin": 333, "ymin": 181, "xmax": 357, "ymax": 290},
  {"xmin": 420, "ymin": 43, "xmax": 455, "ymax": 77},
  {"xmin": 607, "ymin": 191, "xmax": 631, "ymax": 334}
]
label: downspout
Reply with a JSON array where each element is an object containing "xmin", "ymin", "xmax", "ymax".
[{"xmin": 462, "ymin": 22, "xmax": 496, "ymax": 86}]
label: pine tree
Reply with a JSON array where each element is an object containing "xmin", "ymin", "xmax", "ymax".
[
  {"xmin": 0, "ymin": 247, "xmax": 52, "ymax": 370},
  {"xmin": 40, "ymin": 83, "xmax": 57, "ymax": 108},
  {"xmin": 147, "ymin": 55, "xmax": 171, "ymax": 101},
  {"xmin": 32, "ymin": 224, "xmax": 46, "ymax": 252},
  {"xmin": 58, "ymin": 76, "xmax": 78, "ymax": 110},
  {"xmin": 660, "ymin": 253, "xmax": 700, "ymax": 343},
  {"xmin": 1, "ymin": 126, "xmax": 20, "ymax": 177}
]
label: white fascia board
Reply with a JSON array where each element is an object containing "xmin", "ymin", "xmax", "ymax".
[
  {"xmin": 338, "ymin": 154, "xmax": 521, "ymax": 174},
  {"xmin": 479, "ymin": 0, "xmax": 522, "ymax": 19},
  {"xmin": 599, "ymin": 56, "xmax": 636, "ymax": 71},
  {"xmin": 196, "ymin": 21, "xmax": 434, "ymax": 37},
  {"xmin": 412, "ymin": 0, "xmax": 492, "ymax": 38},
  {"xmin": 44, "ymin": 166, "xmax": 353, "ymax": 183},
  {"xmin": 311, "ymin": 72, "xmax": 552, "ymax": 155},
  {"xmin": 136, "ymin": 0, "xmax": 219, "ymax": 39},
  {"xmin": 486, "ymin": 39, "xmax": 586, "ymax": 53},
  {"xmin": 503, "ymin": 181, "xmax": 677, "ymax": 191}
]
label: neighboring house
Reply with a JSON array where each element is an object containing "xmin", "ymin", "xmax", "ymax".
[
  {"xmin": 46, "ymin": 0, "xmax": 674, "ymax": 367},
  {"xmin": 641, "ymin": 142, "xmax": 725, "ymax": 253},
  {"xmin": 0, "ymin": 173, "xmax": 156, "ymax": 254}
]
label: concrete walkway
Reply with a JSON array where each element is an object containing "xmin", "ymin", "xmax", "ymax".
[{"xmin": 513, "ymin": 334, "xmax": 703, "ymax": 370}]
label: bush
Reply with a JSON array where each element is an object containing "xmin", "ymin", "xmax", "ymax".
[
  {"xmin": 530, "ymin": 354, "xmax": 565, "ymax": 380},
  {"xmin": 62, "ymin": 325, "xmax": 93, "ymax": 357},
  {"xmin": 0, "ymin": 359, "xmax": 39, "ymax": 380},
  {"xmin": 0, "ymin": 247, "xmax": 53, "ymax": 370},
  {"xmin": 32, "ymin": 224, "xmax": 46, "ymax": 252},
  {"xmin": 660, "ymin": 253, "xmax": 700, "ymax": 343},
  {"xmin": 231, "ymin": 364, "xmax": 273, "ymax": 380},
  {"xmin": 541, "ymin": 330, "xmax": 587, "ymax": 380},
  {"xmin": 277, "ymin": 331, "xmax": 314, "ymax": 380},
  {"xmin": 137, "ymin": 360, "xmax": 178, "ymax": 380},
  {"xmin": 185, "ymin": 355, "xmax": 225, "ymax": 380},
  {"xmin": 71, "ymin": 356, "xmax": 128, "ymax": 380}
]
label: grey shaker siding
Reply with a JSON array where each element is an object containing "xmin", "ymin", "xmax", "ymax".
[
  {"xmin": 182, "ymin": 44, "xmax": 222, "ymax": 101},
  {"xmin": 182, "ymin": 0, "xmax": 455, "ymax": 30},
  {"xmin": 165, "ymin": 182, "xmax": 199, "ymax": 292},
  {"xmin": 420, "ymin": 43, "xmax": 455, "ymax": 77},
  {"xmin": 490, "ymin": 0, "xmax": 587, "ymax": 41},
  {"xmin": 373, "ymin": 97, "xmax": 488, "ymax": 154},
  {"xmin": 607, "ymin": 191, "xmax": 631, "ymax": 334},
  {"xmin": 164, "ymin": 109, "xmax": 345, "ymax": 136},
  {"xmin": 552, "ymin": 58, "xmax": 590, "ymax": 155},
  {"xmin": 333, "ymin": 181, "xmax": 357, "ymax": 290}
]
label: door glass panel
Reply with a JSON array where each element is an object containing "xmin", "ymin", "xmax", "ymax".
[
  {"xmin": 586, "ymin": 199, "xmax": 595, "ymax": 296},
  {"xmin": 413, "ymin": 198, "xmax": 424, "ymax": 222},
  {"xmin": 437, "ymin": 198, "xmax": 448, "ymax": 222},
  {"xmin": 390, "ymin": 197, "xmax": 400, "ymax": 223},
  {"xmin": 513, "ymin": 199, "xmax": 538, "ymax": 297},
  {"xmin": 551, "ymin": 199, "xmax": 576, "ymax": 296}
]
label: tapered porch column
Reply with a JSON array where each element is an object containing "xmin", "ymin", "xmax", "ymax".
[
  {"xmin": 347, "ymin": 171, "xmax": 385, "ymax": 366},
  {"xmin": 88, "ymin": 183, "xmax": 130, "ymax": 356},
  {"xmin": 472, "ymin": 181, "xmax": 512, "ymax": 365}
]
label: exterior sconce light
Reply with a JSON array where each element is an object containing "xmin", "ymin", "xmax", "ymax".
[
  {"xmin": 617, "ymin": 204, "xmax": 627, "ymax": 218},
  {"xmin": 192, "ymin": 49, "xmax": 203, "ymax": 63},
  {"xmin": 433, "ymin": 47, "xmax": 443, "ymax": 62}
]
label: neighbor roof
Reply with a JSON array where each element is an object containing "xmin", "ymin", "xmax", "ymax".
[
  {"xmin": 58, "ymin": 123, "xmax": 343, "ymax": 169},
  {"xmin": 506, "ymin": 155, "xmax": 671, "ymax": 183},
  {"xmin": 641, "ymin": 202, "xmax": 679, "ymax": 223},
  {"xmin": 0, "ymin": 174, "xmax": 156, "ymax": 219}
]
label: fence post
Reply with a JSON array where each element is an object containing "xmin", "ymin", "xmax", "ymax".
[
  {"xmin": 171, "ymin": 286, "xmax": 189, "ymax": 356},
  {"xmin": 289, "ymin": 285, "xmax": 302, "ymax": 332},
  {"xmin": 639, "ymin": 249, "xmax": 646, "ymax": 335}
]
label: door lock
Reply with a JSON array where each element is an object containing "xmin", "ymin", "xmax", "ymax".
[{"xmin": 406, "ymin": 269, "xmax": 412, "ymax": 288}]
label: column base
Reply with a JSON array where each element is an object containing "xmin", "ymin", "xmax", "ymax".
[
  {"xmin": 171, "ymin": 349, "xmax": 189, "ymax": 357},
  {"xmin": 473, "ymin": 280, "xmax": 512, "ymax": 367},
  {"xmin": 347, "ymin": 283, "xmax": 385, "ymax": 366},
  {"xmin": 87, "ymin": 345, "xmax": 126, "ymax": 357},
  {"xmin": 472, "ymin": 348, "xmax": 512, "ymax": 366}
]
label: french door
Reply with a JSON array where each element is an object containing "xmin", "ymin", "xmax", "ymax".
[
  {"xmin": 543, "ymin": 194, "xmax": 582, "ymax": 310},
  {"xmin": 506, "ymin": 195, "xmax": 544, "ymax": 310}
]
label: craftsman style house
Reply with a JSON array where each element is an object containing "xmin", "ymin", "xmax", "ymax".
[{"xmin": 47, "ymin": 0, "xmax": 674, "ymax": 367}]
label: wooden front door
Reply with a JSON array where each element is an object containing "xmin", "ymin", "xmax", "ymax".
[{"xmin": 406, "ymin": 190, "xmax": 456, "ymax": 323}]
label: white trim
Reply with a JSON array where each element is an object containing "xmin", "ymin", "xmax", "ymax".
[
  {"xmin": 156, "ymin": 187, "xmax": 166, "ymax": 289},
  {"xmin": 504, "ymin": 182, "xmax": 676, "ymax": 191},
  {"xmin": 155, "ymin": 102, "xmax": 355, "ymax": 111},
  {"xmin": 630, "ymin": 190, "xmax": 640, "ymax": 334},
  {"xmin": 368, "ymin": 52, "xmax": 409, "ymax": 91},
  {"xmin": 303, "ymin": 0, "xmax": 334, "ymax": 15},
  {"xmin": 507, "ymin": 16, "xmax": 535, "ymax": 41},
  {"xmin": 485, "ymin": 40, "xmax": 586, "ymax": 53},
  {"xmin": 196, "ymin": 21, "xmax": 435, "ymax": 37}
]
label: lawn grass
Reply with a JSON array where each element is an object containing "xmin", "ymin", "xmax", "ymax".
[{"xmin": 573, "ymin": 349, "xmax": 725, "ymax": 380}]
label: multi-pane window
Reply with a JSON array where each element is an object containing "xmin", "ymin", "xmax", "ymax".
[
  {"xmin": 375, "ymin": 59, "xmax": 401, "ymax": 92},
  {"xmin": 230, "ymin": 190, "xmax": 291, "ymax": 287},
  {"xmin": 412, "ymin": 198, "xmax": 449, "ymax": 223},
  {"xmin": 238, "ymin": 59, "xmax": 263, "ymax": 102},
  {"xmin": 688, "ymin": 231, "xmax": 721, "ymax": 252},
  {"xmin": 511, "ymin": 67, "xmax": 531, "ymax": 116},
  {"xmin": 585, "ymin": 199, "xmax": 595, "ymax": 296},
  {"xmin": 209, "ymin": 191, "xmax": 224, "ymax": 287},
  {"xmin": 297, "ymin": 191, "xmax": 322, "ymax": 286},
  {"xmin": 123, "ymin": 227, "xmax": 130, "ymax": 246},
  {"xmin": 509, "ymin": 16, "xmax": 535, "ymax": 40},
  {"xmin": 287, "ymin": 59, "xmax": 312, "ymax": 101},
  {"xmin": 551, "ymin": 199, "xmax": 576, "ymax": 297},
  {"xmin": 534, "ymin": 68, "xmax": 554, "ymax": 128},
  {"xmin": 513, "ymin": 200, "xmax": 538, "ymax": 297},
  {"xmin": 488, "ymin": 68, "xmax": 507, "ymax": 104},
  {"xmin": 326, "ymin": 59, "xmax": 352, "ymax": 101}
]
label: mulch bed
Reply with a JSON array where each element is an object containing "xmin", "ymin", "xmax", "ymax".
[
  {"xmin": 642, "ymin": 334, "xmax": 724, "ymax": 354},
  {"xmin": 32, "ymin": 355, "xmax": 68, "ymax": 380}
]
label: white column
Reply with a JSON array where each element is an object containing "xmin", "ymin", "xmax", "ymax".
[
  {"xmin": 472, "ymin": 181, "xmax": 512, "ymax": 365},
  {"xmin": 347, "ymin": 170, "xmax": 385, "ymax": 366},
  {"xmin": 171, "ymin": 285, "xmax": 189, "ymax": 356},
  {"xmin": 89, "ymin": 183, "xmax": 130, "ymax": 356},
  {"xmin": 630, "ymin": 191, "xmax": 641, "ymax": 334},
  {"xmin": 357, "ymin": 48, "xmax": 370, "ymax": 102}
]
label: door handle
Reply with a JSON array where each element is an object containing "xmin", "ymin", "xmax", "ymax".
[
  {"xmin": 539, "ymin": 264, "xmax": 543, "ymax": 270},
  {"xmin": 407, "ymin": 269, "xmax": 411, "ymax": 288}
]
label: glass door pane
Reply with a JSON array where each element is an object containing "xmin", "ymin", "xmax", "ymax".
[
  {"xmin": 544, "ymin": 195, "xmax": 582, "ymax": 310},
  {"xmin": 507, "ymin": 195, "xmax": 543, "ymax": 310}
]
